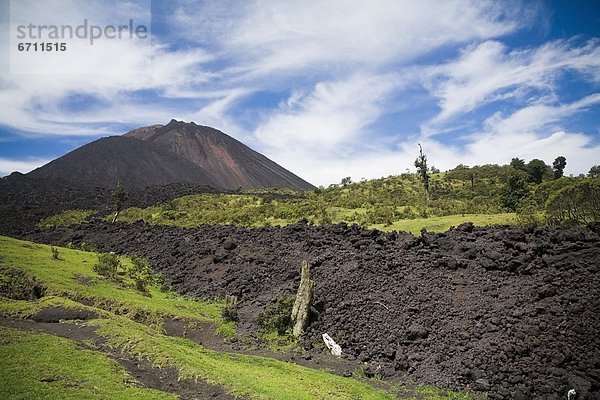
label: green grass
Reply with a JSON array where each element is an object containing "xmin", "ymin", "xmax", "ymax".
[
  {"xmin": 0, "ymin": 236, "xmax": 223, "ymax": 328},
  {"xmin": 0, "ymin": 326, "xmax": 176, "ymax": 400},
  {"xmin": 103, "ymin": 172, "xmax": 513, "ymax": 231},
  {"xmin": 90, "ymin": 315, "xmax": 397, "ymax": 400},
  {"xmin": 37, "ymin": 169, "xmax": 525, "ymax": 234},
  {"xmin": 371, "ymin": 213, "xmax": 516, "ymax": 235},
  {"xmin": 413, "ymin": 385, "xmax": 478, "ymax": 400},
  {"xmin": 0, "ymin": 295, "xmax": 102, "ymax": 319},
  {"xmin": 38, "ymin": 209, "xmax": 97, "ymax": 228},
  {"xmin": 0, "ymin": 237, "xmax": 397, "ymax": 399},
  {"xmin": 44, "ymin": 171, "xmax": 596, "ymax": 234}
]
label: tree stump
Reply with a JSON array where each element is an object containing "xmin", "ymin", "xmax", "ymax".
[
  {"xmin": 225, "ymin": 295, "xmax": 238, "ymax": 307},
  {"xmin": 291, "ymin": 260, "xmax": 314, "ymax": 337}
]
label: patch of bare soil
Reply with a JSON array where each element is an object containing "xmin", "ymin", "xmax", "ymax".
[{"xmin": 25, "ymin": 221, "xmax": 600, "ymax": 400}]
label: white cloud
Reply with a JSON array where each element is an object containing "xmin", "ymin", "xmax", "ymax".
[
  {"xmin": 0, "ymin": 0, "xmax": 219, "ymax": 135},
  {"xmin": 458, "ymin": 96, "xmax": 600, "ymax": 175},
  {"xmin": 263, "ymin": 94, "xmax": 600, "ymax": 186},
  {"xmin": 0, "ymin": 157, "xmax": 51, "ymax": 176},
  {"xmin": 172, "ymin": 0, "xmax": 529, "ymax": 79},
  {"xmin": 483, "ymin": 93, "xmax": 600, "ymax": 134},
  {"xmin": 254, "ymin": 73, "xmax": 402, "ymax": 154},
  {"xmin": 1, "ymin": 0, "xmax": 598, "ymax": 186},
  {"xmin": 0, "ymin": 0, "xmax": 535, "ymax": 137},
  {"xmin": 422, "ymin": 38, "xmax": 600, "ymax": 132}
]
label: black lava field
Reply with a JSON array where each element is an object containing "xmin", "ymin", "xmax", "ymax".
[{"xmin": 26, "ymin": 221, "xmax": 600, "ymax": 400}]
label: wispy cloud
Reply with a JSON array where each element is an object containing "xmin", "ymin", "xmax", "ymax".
[
  {"xmin": 255, "ymin": 73, "xmax": 402, "ymax": 154},
  {"xmin": 172, "ymin": 0, "xmax": 529, "ymax": 78},
  {"xmin": 422, "ymin": 38, "xmax": 600, "ymax": 133},
  {"xmin": 483, "ymin": 93, "xmax": 600, "ymax": 135},
  {"xmin": 0, "ymin": 157, "xmax": 51, "ymax": 176}
]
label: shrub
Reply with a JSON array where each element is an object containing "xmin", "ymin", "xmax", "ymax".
[
  {"xmin": 154, "ymin": 274, "xmax": 170, "ymax": 293},
  {"xmin": 545, "ymin": 179, "xmax": 600, "ymax": 225},
  {"xmin": 0, "ymin": 266, "xmax": 45, "ymax": 300},
  {"xmin": 221, "ymin": 305, "xmax": 239, "ymax": 323},
  {"xmin": 516, "ymin": 199, "xmax": 544, "ymax": 228},
  {"xmin": 127, "ymin": 256, "xmax": 156, "ymax": 294},
  {"xmin": 50, "ymin": 247, "xmax": 60, "ymax": 260},
  {"xmin": 93, "ymin": 253, "xmax": 121, "ymax": 281},
  {"xmin": 221, "ymin": 295, "xmax": 239, "ymax": 323},
  {"xmin": 501, "ymin": 170, "xmax": 530, "ymax": 211},
  {"xmin": 258, "ymin": 295, "xmax": 294, "ymax": 335},
  {"xmin": 38, "ymin": 209, "xmax": 96, "ymax": 228},
  {"xmin": 80, "ymin": 241, "xmax": 96, "ymax": 252}
]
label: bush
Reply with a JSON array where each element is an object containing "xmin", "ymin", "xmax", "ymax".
[
  {"xmin": 0, "ymin": 266, "xmax": 45, "ymax": 300},
  {"xmin": 93, "ymin": 253, "xmax": 121, "ymax": 281},
  {"xmin": 50, "ymin": 247, "xmax": 60, "ymax": 260},
  {"xmin": 80, "ymin": 241, "xmax": 96, "ymax": 252},
  {"xmin": 221, "ymin": 305, "xmax": 239, "ymax": 323},
  {"xmin": 258, "ymin": 295, "xmax": 294, "ymax": 335},
  {"xmin": 516, "ymin": 199, "xmax": 544, "ymax": 228},
  {"xmin": 221, "ymin": 295, "xmax": 239, "ymax": 322},
  {"xmin": 545, "ymin": 179, "xmax": 600, "ymax": 225},
  {"xmin": 501, "ymin": 170, "xmax": 530, "ymax": 211},
  {"xmin": 127, "ymin": 256, "xmax": 156, "ymax": 294},
  {"xmin": 38, "ymin": 209, "xmax": 96, "ymax": 228}
]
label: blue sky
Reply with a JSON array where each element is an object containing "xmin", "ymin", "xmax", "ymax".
[{"xmin": 0, "ymin": 0, "xmax": 599, "ymax": 185}]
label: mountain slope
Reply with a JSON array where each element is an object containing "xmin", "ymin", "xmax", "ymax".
[
  {"xmin": 125, "ymin": 120, "xmax": 314, "ymax": 190},
  {"xmin": 27, "ymin": 136, "xmax": 215, "ymax": 188}
]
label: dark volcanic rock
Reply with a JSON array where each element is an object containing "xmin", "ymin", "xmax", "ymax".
[
  {"xmin": 27, "ymin": 136, "xmax": 216, "ymax": 188},
  {"xmin": 125, "ymin": 119, "xmax": 314, "ymax": 190},
  {"xmin": 25, "ymin": 222, "xmax": 600, "ymax": 400},
  {"xmin": 22, "ymin": 120, "xmax": 313, "ymax": 191}
]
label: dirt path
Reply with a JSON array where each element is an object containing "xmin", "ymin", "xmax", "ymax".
[
  {"xmin": 163, "ymin": 318, "xmax": 372, "ymax": 378},
  {"xmin": 0, "ymin": 315, "xmax": 237, "ymax": 400}
]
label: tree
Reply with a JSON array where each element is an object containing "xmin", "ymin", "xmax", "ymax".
[
  {"xmin": 552, "ymin": 156, "xmax": 567, "ymax": 179},
  {"xmin": 510, "ymin": 158, "xmax": 527, "ymax": 172},
  {"xmin": 545, "ymin": 179, "xmax": 600, "ymax": 225},
  {"xmin": 414, "ymin": 143, "xmax": 430, "ymax": 201},
  {"xmin": 112, "ymin": 183, "xmax": 128, "ymax": 223},
  {"xmin": 501, "ymin": 170, "xmax": 530, "ymax": 211},
  {"xmin": 447, "ymin": 164, "xmax": 476, "ymax": 189},
  {"xmin": 526, "ymin": 159, "xmax": 551, "ymax": 184},
  {"xmin": 340, "ymin": 177, "xmax": 352, "ymax": 186},
  {"xmin": 589, "ymin": 165, "xmax": 600, "ymax": 178}
]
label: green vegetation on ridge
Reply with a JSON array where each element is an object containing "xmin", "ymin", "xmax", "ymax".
[
  {"xmin": 113, "ymin": 171, "xmax": 513, "ymax": 231},
  {"xmin": 36, "ymin": 158, "xmax": 600, "ymax": 233}
]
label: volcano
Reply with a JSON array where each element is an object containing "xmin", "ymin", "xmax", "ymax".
[
  {"xmin": 26, "ymin": 120, "xmax": 314, "ymax": 190},
  {"xmin": 125, "ymin": 120, "xmax": 314, "ymax": 190}
]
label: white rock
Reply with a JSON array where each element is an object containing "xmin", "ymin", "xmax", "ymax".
[{"xmin": 322, "ymin": 333, "xmax": 342, "ymax": 356}]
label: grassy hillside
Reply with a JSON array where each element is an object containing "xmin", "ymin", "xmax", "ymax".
[
  {"xmin": 107, "ymin": 171, "xmax": 513, "ymax": 233},
  {"xmin": 0, "ymin": 236, "xmax": 479, "ymax": 399},
  {"xmin": 0, "ymin": 327, "xmax": 176, "ymax": 400},
  {"xmin": 40, "ymin": 169, "xmax": 597, "ymax": 234}
]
